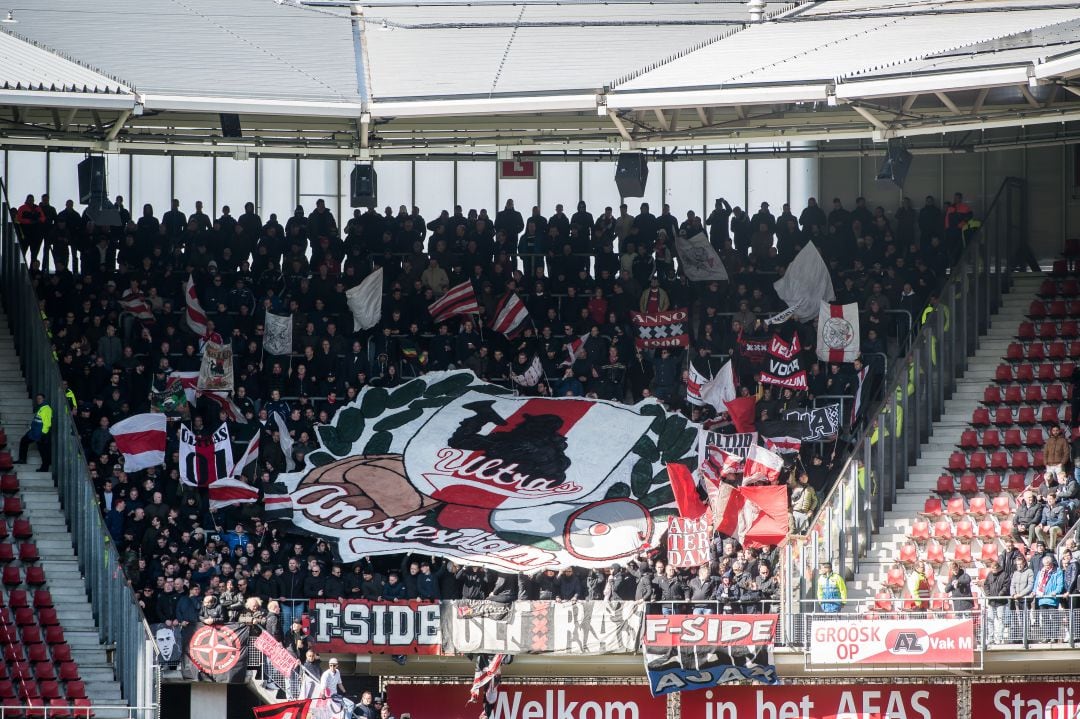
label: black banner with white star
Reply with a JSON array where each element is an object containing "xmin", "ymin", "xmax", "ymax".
[
  {"xmin": 181, "ymin": 622, "xmax": 250, "ymax": 682},
  {"xmin": 631, "ymin": 308, "xmax": 690, "ymax": 349}
]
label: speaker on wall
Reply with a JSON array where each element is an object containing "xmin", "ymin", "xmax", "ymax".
[
  {"xmin": 614, "ymin": 152, "xmax": 648, "ymax": 197},
  {"xmin": 220, "ymin": 113, "xmax": 243, "ymax": 139},
  {"xmin": 876, "ymin": 139, "xmax": 913, "ymax": 188},
  {"xmin": 350, "ymin": 164, "xmax": 378, "ymax": 208},
  {"xmin": 77, "ymin": 156, "xmax": 107, "ymax": 205}
]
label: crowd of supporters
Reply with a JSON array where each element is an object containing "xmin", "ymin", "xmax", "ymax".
[{"xmin": 10, "ymin": 187, "xmax": 968, "ymax": 632}]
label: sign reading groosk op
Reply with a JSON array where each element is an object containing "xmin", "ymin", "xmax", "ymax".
[
  {"xmin": 276, "ymin": 371, "xmax": 697, "ymax": 572},
  {"xmin": 809, "ymin": 618, "xmax": 974, "ymax": 665}
]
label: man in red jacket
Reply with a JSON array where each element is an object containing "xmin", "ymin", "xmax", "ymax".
[{"xmin": 15, "ymin": 194, "xmax": 46, "ymax": 262}]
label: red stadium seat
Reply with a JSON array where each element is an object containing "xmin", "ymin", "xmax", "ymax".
[
  {"xmin": 27, "ymin": 644, "xmax": 48, "ymax": 663},
  {"xmin": 955, "ymin": 520, "xmax": 975, "ymax": 542},
  {"xmin": 933, "ymin": 520, "xmax": 954, "ymax": 541},
  {"xmin": 34, "ymin": 663, "xmax": 56, "ymax": 682},
  {"xmin": 982, "ymin": 387, "xmax": 1002, "ymax": 406},
  {"xmin": 36, "ymin": 609, "xmax": 58, "ymax": 627},
  {"xmin": 909, "ymin": 518, "xmax": 931, "ymax": 542},
  {"xmin": 1032, "ymin": 450, "xmax": 1045, "ymax": 469},
  {"xmin": 983, "ymin": 474, "xmax": 1003, "ymax": 495},
  {"xmin": 1034, "ymin": 364, "xmax": 1053, "ymax": 383},
  {"xmin": 999, "ymin": 519, "xmax": 1015, "ymax": 540},
  {"xmin": 922, "ymin": 498, "xmax": 944, "ymax": 518},
  {"xmin": 24, "ymin": 567, "xmax": 45, "ymax": 587},
  {"xmin": 1023, "ymin": 385, "xmax": 1043, "ymax": 404},
  {"xmin": 1025, "ymin": 428, "xmax": 1045, "ymax": 448},
  {"xmin": 0, "ymin": 545, "xmax": 14, "ymax": 564},
  {"xmin": 21, "ymin": 626, "xmax": 42, "ymax": 646},
  {"xmin": 1003, "ymin": 385, "xmax": 1023, "ymax": 405},
  {"xmin": 1016, "ymin": 407, "xmax": 1037, "ymax": 426},
  {"xmin": 1064, "ymin": 280, "xmax": 1080, "ymax": 297},
  {"xmin": 1011, "ymin": 451, "xmax": 1030, "ymax": 471},
  {"xmin": 1038, "ymin": 321, "xmax": 1058, "ymax": 340},
  {"xmin": 990, "ymin": 452, "xmax": 1010, "ymax": 472},
  {"xmin": 1005, "ymin": 343, "xmax": 1024, "ymax": 361},
  {"xmin": 958, "ymin": 474, "xmax": 980, "ymax": 495},
  {"xmin": 1052, "ymin": 259, "xmax": 1070, "ymax": 275},
  {"xmin": 1027, "ymin": 343, "xmax": 1046, "ymax": 362},
  {"xmin": 994, "ymin": 365, "xmax": 1014, "ymax": 384},
  {"xmin": 1016, "ymin": 321, "xmax": 1036, "ymax": 340},
  {"xmin": 977, "ymin": 519, "xmax": 999, "ymax": 540},
  {"xmin": 66, "ymin": 681, "xmax": 87, "ymax": 700},
  {"xmin": 980, "ymin": 542, "xmax": 1000, "ymax": 565},
  {"xmin": 1049, "ymin": 300, "xmax": 1068, "ymax": 319},
  {"xmin": 1065, "ymin": 361, "xmax": 1079, "ymax": 379},
  {"xmin": 18, "ymin": 544, "xmax": 38, "ymax": 563},
  {"xmin": 0, "ymin": 521, "xmax": 7, "ymax": 540},
  {"xmin": 45, "ymin": 626, "xmax": 65, "ymax": 645},
  {"xmin": 2, "ymin": 498, "xmax": 22, "ymax": 517},
  {"xmin": 969, "ymin": 453, "xmax": 988, "ymax": 473},
  {"xmin": 1045, "ymin": 385, "xmax": 1064, "ymax": 403},
  {"xmin": 51, "ymin": 644, "xmax": 71, "ymax": 663},
  {"xmin": 972, "ymin": 408, "xmax": 992, "ymax": 427},
  {"xmin": 1003, "ymin": 429, "xmax": 1023, "ymax": 449},
  {"xmin": 886, "ymin": 566, "xmax": 907, "ymax": 589},
  {"xmin": 926, "ymin": 541, "xmax": 946, "ymax": 566},
  {"xmin": 57, "ymin": 662, "xmax": 79, "ymax": 682},
  {"xmin": 2, "ymin": 567, "xmax": 19, "ymax": 587},
  {"xmin": 1060, "ymin": 320, "xmax": 1078, "ymax": 338},
  {"xmin": 993, "ymin": 408, "xmax": 1014, "ymax": 427},
  {"xmin": 952, "ymin": 543, "xmax": 973, "ymax": 565},
  {"xmin": 0, "ymin": 681, "xmax": 13, "ymax": 700},
  {"xmin": 1037, "ymin": 279, "xmax": 1058, "ymax": 297},
  {"xmin": 1041, "ymin": 406, "xmax": 1061, "ymax": 425},
  {"xmin": 1049, "ymin": 342, "xmax": 1067, "ymax": 361},
  {"xmin": 947, "ymin": 498, "xmax": 967, "ymax": 520},
  {"xmin": 959, "ymin": 430, "xmax": 979, "ymax": 450},
  {"xmin": 898, "ymin": 543, "xmax": 919, "ymax": 566},
  {"xmin": 14, "ymin": 608, "xmax": 34, "ymax": 627},
  {"xmin": 12, "ymin": 520, "xmax": 32, "ymax": 540},
  {"xmin": 937, "ymin": 475, "xmax": 956, "ymax": 494},
  {"xmin": 8, "ymin": 591, "xmax": 28, "ymax": 610},
  {"xmin": 47, "ymin": 700, "xmax": 73, "ymax": 719},
  {"xmin": 0, "ymin": 476, "xmax": 17, "ymax": 495},
  {"xmin": 32, "ymin": 592, "xmax": 51, "ymax": 609},
  {"xmin": 967, "ymin": 497, "xmax": 989, "ymax": 518},
  {"xmin": 981, "ymin": 429, "xmax": 1000, "ymax": 450},
  {"xmin": 873, "ymin": 590, "xmax": 895, "ymax": 613},
  {"xmin": 10, "ymin": 661, "xmax": 31, "ymax": 683},
  {"xmin": 947, "ymin": 453, "xmax": 966, "ymax": 473},
  {"xmin": 3, "ymin": 645, "xmax": 23, "ymax": 663},
  {"xmin": 1028, "ymin": 301, "xmax": 1047, "ymax": 319}
]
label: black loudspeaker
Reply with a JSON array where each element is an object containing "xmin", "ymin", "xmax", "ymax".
[
  {"xmin": 614, "ymin": 153, "xmax": 648, "ymax": 197},
  {"xmin": 77, "ymin": 156, "xmax": 106, "ymax": 205},
  {"xmin": 220, "ymin": 113, "xmax": 243, "ymax": 139},
  {"xmin": 877, "ymin": 139, "xmax": 913, "ymax": 188},
  {"xmin": 350, "ymin": 164, "xmax": 378, "ymax": 208}
]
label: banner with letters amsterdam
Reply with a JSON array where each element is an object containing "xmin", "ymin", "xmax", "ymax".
[
  {"xmin": 274, "ymin": 371, "xmax": 697, "ymax": 572},
  {"xmin": 631, "ymin": 308, "xmax": 690, "ymax": 349},
  {"xmin": 808, "ymin": 618, "xmax": 975, "ymax": 665},
  {"xmin": 642, "ymin": 614, "xmax": 779, "ymax": 696}
]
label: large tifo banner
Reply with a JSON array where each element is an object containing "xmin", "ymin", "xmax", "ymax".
[
  {"xmin": 308, "ymin": 599, "xmax": 643, "ymax": 655},
  {"xmin": 386, "ymin": 684, "xmax": 665, "ymax": 719},
  {"xmin": 971, "ymin": 682, "xmax": 1080, "ymax": 719},
  {"xmin": 180, "ymin": 622, "xmax": 250, "ymax": 682},
  {"xmin": 680, "ymin": 684, "xmax": 957, "ymax": 719},
  {"xmin": 642, "ymin": 614, "xmax": 778, "ymax": 696},
  {"xmin": 276, "ymin": 371, "xmax": 698, "ymax": 572},
  {"xmin": 809, "ymin": 618, "xmax": 974, "ymax": 665}
]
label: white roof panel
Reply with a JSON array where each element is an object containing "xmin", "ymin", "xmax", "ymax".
[{"xmin": 0, "ymin": 30, "xmax": 128, "ymax": 94}]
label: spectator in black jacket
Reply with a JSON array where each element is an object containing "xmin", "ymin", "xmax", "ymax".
[
  {"xmin": 689, "ymin": 565, "xmax": 718, "ymax": 614},
  {"xmin": 556, "ymin": 568, "xmax": 585, "ymax": 601}
]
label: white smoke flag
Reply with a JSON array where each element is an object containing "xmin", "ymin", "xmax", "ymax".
[
  {"xmin": 263, "ymin": 313, "xmax": 293, "ymax": 356},
  {"xmin": 674, "ymin": 231, "xmax": 728, "ymax": 282},
  {"xmin": 773, "ymin": 241, "xmax": 835, "ymax": 322},
  {"xmin": 700, "ymin": 360, "xmax": 737, "ymax": 413},
  {"xmin": 346, "ymin": 267, "xmax": 383, "ymax": 331}
]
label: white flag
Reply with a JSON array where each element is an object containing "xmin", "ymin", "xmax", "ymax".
[
  {"xmin": 511, "ymin": 355, "xmax": 544, "ymax": 388},
  {"xmin": 686, "ymin": 363, "xmax": 709, "ymax": 406},
  {"xmin": 273, "ymin": 412, "xmax": 296, "ymax": 472},
  {"xmin": 346, "ymin": 268, "xmax": 383, "ymax": 331},
  {"xmin": 700, "ymin": 360, "xmax": 737, "ymax": 413},
  {"xmin": 773, "ymin": 241, "xmax": 835, "ymax": 322},
  {"xmin": 743, "ymin": 444, "xmax": 784, "ymax": 485},
  {"xmin": 675, "ymin": 231, "xmax": 729, "ymax": 282},
  {"xmin": 111, "ymin": 413, "xmax": 166, "ymax": 472},
  {"xmin": 263, "ymin": 313, "xmax": 293, "ymax": 356},
  {"xmin": 184, "ymin": 275, "xmax": 208, "ymax": 338},
  {"xmin": 208, "ymin": 477, "xmax": 260, "ymax": 511},
  {"xmin": 816, "ymin": 301, "xmax": 860, "ymax": 364}
]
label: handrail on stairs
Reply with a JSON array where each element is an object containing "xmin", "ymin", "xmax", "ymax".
[
  {"xmin": 782, "ymin": 177, "xmax": 1027, "ymax": 618},
  {"xmin": 0, "ymin": 177, "xmax": 159, "ymax": 713}
]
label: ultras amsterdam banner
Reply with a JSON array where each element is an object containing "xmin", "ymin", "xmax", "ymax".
[{"xmin": 276, "ymin": 371, "xmax": 698, "ymax": 572}]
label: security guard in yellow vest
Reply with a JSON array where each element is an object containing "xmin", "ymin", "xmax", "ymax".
[{"xmin": 16, "ymin": 393, "xmax": 52, "ymax": 472}]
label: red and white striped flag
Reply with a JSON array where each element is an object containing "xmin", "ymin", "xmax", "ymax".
[
  {"xmin": 203, "ymin": 391, "xmax": 247, "ymax": 424},
  {"xmin": 816, "ymin": 301, "xmax": 860, "ymax": 364},
  {"xmin": 208, "ymin": 476, "xmax": 260, "ymax": 511},
  {"xmin": 765, "ymin": 436, "xmax": 802, "ymax": 455},
  {"xmin": 686, "ymin": 363, "xmax": 709, "ymax": 406},
  {"xmin": 490, "ymin": 292, "xmax": 529, "ymax": 337},
  {"xmin": 701, "ymin": 444, "xmax": 743, "ymax": 483},
  {"xmin": 743, "ymin": 444, "xmax": 784, "ymax": 484},
  {"xmin": 119, "ymin": 289, "xmax": 155, "ymax": 325},
  {"xmin": 562, "ymin": 333, "xmax": 588, "ymax": 366},
  {"xmin": 111, "ymin": 413, "xmax": 166, "ymax": 472},
  {"xmin": 184, "ymin": 275, "xmax": 209, "ymax": 338},
  {"xmin": 427, "ymin": 281, "xmax": 479, "ymax": 323},
  {"xmin": 229, "ymin": 429, "xmax": 261, "ymax": 478}
]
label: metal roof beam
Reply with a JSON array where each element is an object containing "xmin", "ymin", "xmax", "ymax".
[
  {"xmin": 934, "ymin": 91, "xmax": 962, "ymax": 116},
  {"xmin": 851, "ymin": 105, "xmax": 887, "ymax": 131}
]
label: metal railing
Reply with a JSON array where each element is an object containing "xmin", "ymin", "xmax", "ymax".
[
  {"xmin": 783, "ymin": 177, "xmax": 1027, "ymax": 611},
  {"xmin": 0, "ymin": 179, "xmax": 159, "ymax": 711}
]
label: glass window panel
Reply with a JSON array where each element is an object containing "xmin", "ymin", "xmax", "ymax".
[
  {"xmin": 297, "ymin": 159, "xmax": 336, "ymax": 214},
  {"xmin": 130, "ymin": 155, "xmax": 171, "ymax": 218},
  {"xmin": 538, "ymin": 161, "xmax": 577, "ymax": 214},
  {"xmin": 259, "ymin": 158, "xmax": 297, "ymax": 222},
  {"xmin": 663, "ymin": 161, "xmax": 704, "ymax": 219},
  {"xmin": 105, "ymin": 154, "xmax": 131, "ymax": 206},
  {"xmin": 707, "ymin": 156, "xmax": 746, "ymax": 210},
  {"xmin": 173, "ymin": 156, "xmax": 214, "ymax": 215},
  {"xmin": 581, "ymin": 161, "xmax": 621, "ymax": 217},
  {"xmin": 747, "ymin": 157, "xmax": 787, "ymax": 213},
  {"xmin": 47, "ymin": 153, "xmax": 81, "ymax": 208},
  {"xmin": 497, "ymin": 178, "xmax": 537, "ymax": 216},
  {"xmin": 374, "ymin": 161, "xmax": 413, "ymax": 212},
  {"xmin": 214, "ymin": 157, "xmax": 256, "ymax": 218},
  {"xmin": 7, "ymin": 151, "xmax": 47, "ymax": 207},
  {"xmin": 413, "ymin": 161, "xmax": 454, "ymax": 217},
  {"xmin": 456, "ymin": 161, "xmax": 496, "ymax": 215}
]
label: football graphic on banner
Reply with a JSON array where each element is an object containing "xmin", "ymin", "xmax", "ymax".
[{"xmin": 277, "ymin": 371, "xmax": 697, "ymax": 572}]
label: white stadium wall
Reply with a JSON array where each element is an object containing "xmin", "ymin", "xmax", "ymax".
[{"xmin": 2, "ymin": 144, "xmax": 1075, "ymax": 261}]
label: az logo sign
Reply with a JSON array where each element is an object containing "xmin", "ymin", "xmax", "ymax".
[{"xmin": 886, "ymin": 629, "xmax": 928, "ymax": 654}]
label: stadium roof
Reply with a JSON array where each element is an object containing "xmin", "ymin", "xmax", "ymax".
[{"xmin": 0, "ymin": 0, "xmax": 1079, "ymax": 158}]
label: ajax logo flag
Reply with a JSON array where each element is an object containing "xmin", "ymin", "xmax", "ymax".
[{"xmin": 278, "ymin": 371, "xmax": 698, "ymax": 572}]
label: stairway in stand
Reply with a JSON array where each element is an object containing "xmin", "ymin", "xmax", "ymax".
[
  {"xmin": 0, "ymin": 309, "xmax": 125, "ymax": 711},
  {"xmin": 850, "ymin": 272, "xmax": 1050, "ymax": 600}
]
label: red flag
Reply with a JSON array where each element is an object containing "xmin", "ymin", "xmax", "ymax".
[
  {"xmin": 744, "ymin": 444, "xmax": 784, "ymax": 484},
  {"xmin": 667, "ymin": 462, "xmax": 707, "ymax": 518},
  {"xmin": 726, "ymin": 396, "xmax": 757, "ymax": 432},
  {"xmin": 253, "ymin": 699, "xmax": 311, "ymax": 719},
  {"xmin": 739, "ymin": 485, "xmax": 789, "ymax": 547}
]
